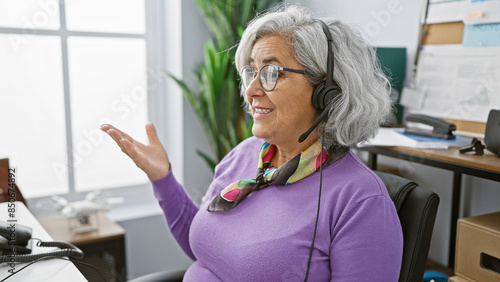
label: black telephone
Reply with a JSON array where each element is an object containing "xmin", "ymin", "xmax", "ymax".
[
  {"xmin": 0, "ymin": 221, "xmax": 33, "ymax": 254},
  {"xmin": 404, "ymin": 114, "xmax": 457, "ymax": 140},
  {"xmin": 0, "ymin": 220, "xmax": 84, "ymax": 263}
]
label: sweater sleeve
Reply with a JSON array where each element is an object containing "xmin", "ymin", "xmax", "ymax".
[
  {"xmin": 329, "ymin": 195, "xmax": 403, "ymax": 281},
  {"xmin": 151, "ymin": 168, "xmax": 199, "ymax": 260}
]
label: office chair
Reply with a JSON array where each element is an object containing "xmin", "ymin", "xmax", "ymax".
[
  {"xmin": 129, "ymin": 171, "xmax": 439, "ymax": 282},
  {"xmin": 374, "ymin": 170, "xmax": 440, "ymax": 282},
  {"xmin": 128, "ymin": 269, "xmax": 185, "ymax": 282}
]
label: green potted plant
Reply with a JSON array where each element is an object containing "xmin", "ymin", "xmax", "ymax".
[{"xmin": 170, "ymin": 0, "xmax": 281, "ymax": 171}]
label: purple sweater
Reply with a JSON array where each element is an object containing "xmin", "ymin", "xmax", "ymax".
[{"xmin": 152, "ymin": 137, "xmax": 403, "ymax": 281}]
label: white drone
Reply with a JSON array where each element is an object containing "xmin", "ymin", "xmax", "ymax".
[{"xmin": 39, "ymin": 191, "xmax": 124, "ymax": 233}]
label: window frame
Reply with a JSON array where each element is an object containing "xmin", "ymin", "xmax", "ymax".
[{"xmin": 0, "ymin": 0, "xmax": 173, "ymax": 215}]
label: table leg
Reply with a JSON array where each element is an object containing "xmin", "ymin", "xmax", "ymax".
[{"xmin": 448, "ymin": 172, "xmax": 462, "ymax": 268}]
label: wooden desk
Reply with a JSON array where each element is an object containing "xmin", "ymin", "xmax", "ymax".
[
  {"xmin": 358, "ymin": 146, "xmax": 500, "ymax": 267},
  {"xmin": 37, "ymin": 212, "xmax": 127, "ymax": 281}
]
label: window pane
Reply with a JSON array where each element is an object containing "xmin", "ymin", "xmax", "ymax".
[
  {"xmin": 0, "ymin": 0, "xmax": 60, "ymax": 29},
  {"xmin": 65, "ymin": 0, "xmax": 145, "ymax": 34},
  {"xmin": 67, "ymin": 37, "xmax": 148, "ymax": 192},
  {"xmin": 0, "ymin": 35, "xmax": 68, "ymax": 197}
]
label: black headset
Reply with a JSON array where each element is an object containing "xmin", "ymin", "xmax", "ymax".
[
  {"xmin": 298, "ymin": 20, "xmax": 341, "ymax": 143},
  {"xmin": 312, "ymin": 20, "xmax": 339, "ymax": 113},
  {"xmin": 303, "ymin": 20, "xmax": 341, "ymax": 282}
]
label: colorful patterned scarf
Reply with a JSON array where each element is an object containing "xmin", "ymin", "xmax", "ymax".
[{"xmin": 207, "ymin": 141, "xmax": 329, "ymax": 212}]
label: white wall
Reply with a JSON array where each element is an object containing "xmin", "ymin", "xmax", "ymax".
[
  {"xmin": 295, "ymin": 0, "xmax": 500, "ymax": 267},
  {"xmin": 294, "ymin": 0, "xmax": 422, "ymax": 85},
  {"xmin": 179, "ymin": 0, "xmax": 216, "ymax": 205}
]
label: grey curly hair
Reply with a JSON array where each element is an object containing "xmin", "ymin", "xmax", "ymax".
[{"xmin": 235, "ymin": 4, "xmax": 392, "ymax": 147}]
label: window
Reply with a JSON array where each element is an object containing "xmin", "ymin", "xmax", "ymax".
[{"xmin": 0, "ymin": 0, "xmax": 166, "ymax": 201}]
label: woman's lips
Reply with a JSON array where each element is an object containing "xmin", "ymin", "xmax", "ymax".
[{"xmin": 253, "ymin": 107, "xmax": 274, "ymax": 119}]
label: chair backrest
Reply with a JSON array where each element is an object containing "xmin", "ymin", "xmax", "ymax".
[
  {"xmin": 0, "ymin": 158, "xmax": 26, "ymax": 205},
  {"xmin": 374, "ymin": 171, "xmax": 440, "ymax": 282}
]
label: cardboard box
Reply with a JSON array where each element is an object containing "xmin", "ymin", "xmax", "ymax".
[
  {"xmin": 448, "ymin": 275, "xmax": 471, "ymax": 282},
  {"xmin": 455, "ymin": 212, "xmax": 500, "ymax": 281}
]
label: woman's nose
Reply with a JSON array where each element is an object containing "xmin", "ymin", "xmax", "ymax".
[{"xmin": 245, "ymin": 75, "xmax": 266, "ymax": 99}]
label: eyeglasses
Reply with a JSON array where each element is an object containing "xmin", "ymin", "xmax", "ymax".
[{"xmin": 240, "ymin": 64, "xmax": 306, "ymax": 91}]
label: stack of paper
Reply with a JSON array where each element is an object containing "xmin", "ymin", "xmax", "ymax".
[{"xmin": 358, "ymin": 128, "xmax": 471, "ymax": 149}]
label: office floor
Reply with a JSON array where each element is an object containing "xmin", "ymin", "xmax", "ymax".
[{"xmin": 426, "ymin": 259, "xmax": 454, "ymax": 276}]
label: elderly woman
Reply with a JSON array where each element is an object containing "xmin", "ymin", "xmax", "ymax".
[{"xmin": 102, "ymin": 4, "xmax": 402, "ymax": 281}]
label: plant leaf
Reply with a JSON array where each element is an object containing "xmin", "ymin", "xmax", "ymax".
[{"xmin": 197, "ymin": 150, "xmax": 217, "ymax": 171}]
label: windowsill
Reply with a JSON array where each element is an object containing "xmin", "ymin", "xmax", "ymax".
[
  {"xmin": 106, "ymin": 198, "xmax": 164, "ymax": 223},
  {"xmin": 27, "ymin": 181, "xmax": 161, "ymax": 220}
]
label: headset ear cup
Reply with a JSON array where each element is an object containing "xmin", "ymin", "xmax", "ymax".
[
  {"xmin": 312, "ymin": 83, "xmax": 341, "ymax": 113},
  {"xmin": 312, "ymin": 82, "xmax": 327, "ymax": 113}
]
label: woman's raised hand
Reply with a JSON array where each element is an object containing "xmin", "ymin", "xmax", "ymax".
[{"xmin": 100, "ymin": 122, "xmax": 170, "ymax": 181}]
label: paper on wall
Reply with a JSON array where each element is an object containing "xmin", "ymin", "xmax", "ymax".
[
  {"xmin": 400, "ymin": 86, "xmax": 426, "ymax": 110},
  {"xmin": 462, "ymin": 22, "xmax": 500, "ymax": 46},
  {"xmin": 427, "ymin": 0, "xmax": 466, "ymax": 24},
  {"xmin": 411, "ymin": 44, "xmax": 500, "ymax": 123},
  {"xmin": 464, "ymin": 0, "xmax": 500, "ymax": 25}
]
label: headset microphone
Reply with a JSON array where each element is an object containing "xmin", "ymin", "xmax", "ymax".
[{"xmin": 298, "ymin": 103, "xmax": 332, "ymax": 143}]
